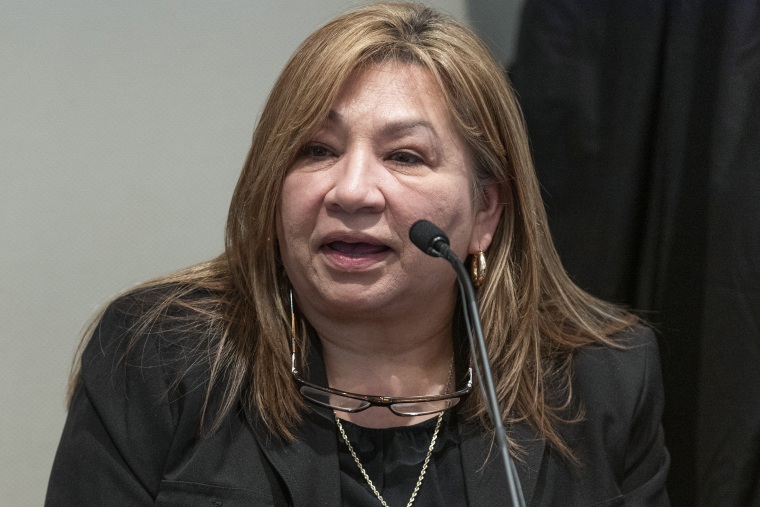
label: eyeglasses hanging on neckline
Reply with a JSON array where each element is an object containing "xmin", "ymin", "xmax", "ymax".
[{"xmin": 290, "ymin": 334, "xmax": 473, "ymax": 416}]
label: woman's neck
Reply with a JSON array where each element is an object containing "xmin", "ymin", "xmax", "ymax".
[{"xmin": 314, "ymin": 314, "xmax": 455, "ymax": 428}]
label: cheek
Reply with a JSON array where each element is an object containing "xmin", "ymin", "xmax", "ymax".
[
  {"xmin": 278, "ymin": 176, "xmax": 321, "ymax": 256},
  {"xmin": 280, "ymin": 175, "xmax": 305, "ymax": 222},
  {"xmin": 280, "ymin": 172, "xmax": 326, "ymax": 222},
  {"xmin": 401, "ymin": 180, "xmax": 476, "ymax": 253}
]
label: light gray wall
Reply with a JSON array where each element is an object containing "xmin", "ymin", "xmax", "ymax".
[{"xmin": 1, "ymin": 1, "xmax": 471, "ymax": 504}]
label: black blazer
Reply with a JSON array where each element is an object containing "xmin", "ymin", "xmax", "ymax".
[{"xmin": 46, "ymin": 297, "xmax": 670, "ymax": 506}]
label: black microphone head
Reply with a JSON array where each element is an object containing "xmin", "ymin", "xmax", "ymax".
[{"xmin": 409, "ymin": 220, "xmax": 450, "ymax": 257}]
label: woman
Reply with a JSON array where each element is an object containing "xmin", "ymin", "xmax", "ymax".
[{"xmin": 47, "ymin": 3, "xmax": 669, "ymax": 506}]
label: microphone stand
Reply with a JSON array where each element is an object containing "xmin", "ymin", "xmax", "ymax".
[
  {"xmin": 437, "ymin": 243, "xmax": 526, "ymax": 507},
  {"xmin": 410, "ymin": 220, "xmax": 525, "ymax": 507}
]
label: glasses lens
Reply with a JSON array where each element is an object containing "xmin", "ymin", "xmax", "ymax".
[
  {"xmin": 299, "ymin": 386, "xmax": 371, "ymax": 412},
  {"xmin": 391, "ymin": 398, "xmax": 461, "ymax": 416}
]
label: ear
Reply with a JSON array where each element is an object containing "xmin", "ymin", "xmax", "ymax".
[{"xmin": 468, "ymin": 183, "xmax": 504, "ymax": 255}]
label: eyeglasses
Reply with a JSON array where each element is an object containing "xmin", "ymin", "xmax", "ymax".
[{"xmin": 290, "ymin": 334, "xmax": 473, "ymax": 417}]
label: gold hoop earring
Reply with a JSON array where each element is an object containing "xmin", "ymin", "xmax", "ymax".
[{"xmin": 470, "ymin": 251, "xmax": 486, "ymax": 287}]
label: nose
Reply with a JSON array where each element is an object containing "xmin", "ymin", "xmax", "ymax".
[{"xmin": 325, "ymin": 149, "xmax": 386, "ymax": 214}]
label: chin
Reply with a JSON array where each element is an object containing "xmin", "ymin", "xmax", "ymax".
[{"xmin": 315, "ymin": 284, "xmax": 402, "ymax": 316}]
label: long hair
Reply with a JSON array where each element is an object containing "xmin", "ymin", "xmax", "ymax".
[{"xmin": 68, "ymin": 2, "xmax": 635, "ymax": 460}]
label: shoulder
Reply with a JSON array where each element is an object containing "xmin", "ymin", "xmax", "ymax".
[
  {"xmin": 83, "ymin": 285, "xmax": 220, "ymax": 376},
  {"xmin": 563, "ymin": 325, "xmax": 670, "ymax": 502},
  {"xmin": 49, "ymin": 286, "xmax": 267, "ymax": 504},
  {"xmin": 78, "ymin": 286, "xmax": 223, "ymax": 434},
  {"xmin": 570, "ymin": 325, "xmax": 663, "ymax": 442},
  {"xmin": 572, "ymin": 325, "xmax": 662, "ymax": 412}
]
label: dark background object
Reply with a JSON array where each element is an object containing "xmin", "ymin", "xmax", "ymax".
[{"xmin": 470, "ymin": 0, "xmax": 760, "ymax": 504}]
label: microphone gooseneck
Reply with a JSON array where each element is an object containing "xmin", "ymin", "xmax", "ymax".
[{"xmin": 408, "ymin": 219, "xmax": 526, "ymax": 507}]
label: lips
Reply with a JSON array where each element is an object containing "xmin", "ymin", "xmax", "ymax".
[
  {"xmin": 318, "ymin": 233, "xmax": 393, "ymax": 271},
  {"xmin": 326, "ymin": 241, "xmax": 390, "ymax": 256}
]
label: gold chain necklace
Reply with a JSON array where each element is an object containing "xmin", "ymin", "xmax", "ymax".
[
  {"xmin": 335, "ymin": 412, "xmax": 442, "ymax": 507},
  {"xmin": 334, "ymin": 361, "xmax": 453, "ymax": 507}
]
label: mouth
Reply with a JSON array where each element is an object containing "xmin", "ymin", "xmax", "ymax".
[{"xmin": 325, "ymin": 241, "xmax": 391, "ymax": 257}]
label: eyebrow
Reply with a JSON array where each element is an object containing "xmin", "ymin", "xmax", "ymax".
[{"xmin": 379, "ymin": 119, "xmax": 438, "ymax": 138}]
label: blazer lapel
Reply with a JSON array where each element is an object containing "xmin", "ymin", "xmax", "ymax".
[
  {"xmin": 245, "ymin": 336, "xmax": 341, "ymax": 506},
  {"xmin": 459, "ymin": 419, "xmax": 545, "ymax": 506},
  {"xmin": 247, "ymin": 405, "xmax": 341, "ymax": 507}
]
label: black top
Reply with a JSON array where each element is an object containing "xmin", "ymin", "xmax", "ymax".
[
  {"xmin": 45, "ymin": 292, "xmax": 670, "ymax": 506},
  {"xmin": 337, "ymin": 413, "xmax": 466, "ymax": 506}
]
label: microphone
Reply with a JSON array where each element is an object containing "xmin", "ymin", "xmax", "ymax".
[
  {"xmin": 408, "ymin": 219, "xmax": 526, "ymax": 507},
  {"xmin": 409, "ymin": 220, "xmax": 450, "ymax": 258}
]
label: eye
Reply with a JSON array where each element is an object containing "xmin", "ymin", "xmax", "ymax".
[
  {"xmin": 388, "ymin": 151, "xmax": 424, "ymax": 165},
  {"xmin": 299, "ymin": 143, "xmax": 335, "ymax": 158}
]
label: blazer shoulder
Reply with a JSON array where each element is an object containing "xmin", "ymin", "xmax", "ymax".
[
  {"xmin": 49, "ymin": 287, "xmax": 233, "ymax": 504},
  {"xmin": 567, "ymin": 326, "xmax": 669, "ymax": 503},
  {"xmin": 572, "ymin": 326, "xmax": 660, "ymax": 403},
  {"xmin": 82, "ymin": 285, "xmax": 221, "ymax": 377},
  {"xmin": 77, "ymin": 286, "xmax": 224, "ymax": 443}
]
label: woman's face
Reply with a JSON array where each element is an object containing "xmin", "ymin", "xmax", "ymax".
[{"xmin": 277, "ymin": 62, "xmax": 501, "ymax": 323}]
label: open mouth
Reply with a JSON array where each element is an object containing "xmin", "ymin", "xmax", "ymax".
[{"xmin": 326, "ymin": 241, "xmax": 391, "ymax": 257}]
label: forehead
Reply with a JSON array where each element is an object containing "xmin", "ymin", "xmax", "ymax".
[
  {"xmin": 339, "ymin": 60, "xmax": 440, "ymax": 99},
  {"xmin": 328, "ymin": 61, "xmax": 454, "ymax": 133}
]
